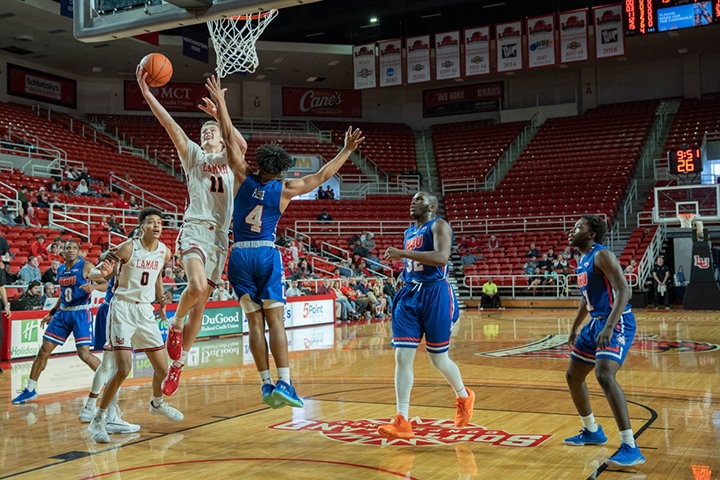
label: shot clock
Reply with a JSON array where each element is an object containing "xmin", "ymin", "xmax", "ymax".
[{"xmin": 668, "ymin": 147, "xmax": 702, "ymax": 175}]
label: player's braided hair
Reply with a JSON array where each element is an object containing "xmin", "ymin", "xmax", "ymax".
[
  {"xmin": 581, "ymin": 214, "xmax": 607, "ymax": 244},
  {"xmin": 139, "ymin": 207, "xmax": 163, "ymax": 226},
  {"xmin": 256, "ymin": 142, "xmax": 293, "ymax": 176}
]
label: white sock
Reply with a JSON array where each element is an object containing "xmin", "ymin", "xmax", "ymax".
[
  {"xmin": 427, "ymin": 352, "xmax": 466, "ymax": 397},
  {"xmin": 581, "ymin": 413, "xmax": 598, "ymax": 433},
  {"xmin": 152, "ymin": 396, "xmax": 163, "ymax": 408},
  {"xmin": 91, "ymin": 352, "xmax": 115, "ymax": 395},
  {"xmin": 94, "ymin": 407, "xmax": 107, "ymax": 421},
  {"xmin": 395, "ymin": 348, "xmax": 416, "ymax": 419},
  {"xmin": 179, "ymin": 350, "xmax": 189, "ymax": 365},
  {"xmin": 277, "ymin": 367, "xmax": 290, "ymax": 383},
  {"xmin": 26, "ymin": 379, "xmax": 37, "ymax": 391},
  {"xmin": 86, "ymin": 397, "xmax": 98, "ymax": 409},
  {"xmin": 619, "ymin": 429, "xmax": 636, "ymax": 447},
  {"xmin": 258, "ymin": 370, "xmax": 273, "ymax": 385}
]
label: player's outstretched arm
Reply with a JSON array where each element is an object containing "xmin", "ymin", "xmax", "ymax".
[
  {"xmin": 88, "ymin": 242, "xmax": 132, "ymax": 282},
  {"xmin": 136, "ymin": 65, "xmax": 189, "ymax": 159},
  {"xmin": 281, "ymin": 127, "xmax": 364, "ymax": 208},
  {"xmin": 385, "ymin": 219, "xmax": 453, "ymax": 267},
  {"xmin": 594, "ymin": 249, "xmax": 632, "ymax": 349}
]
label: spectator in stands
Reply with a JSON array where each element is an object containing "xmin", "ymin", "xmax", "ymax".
[
  {"xmin": 63, "ymin": 182, "xmax": 74, "ymax": 199},
  {"xmin": 372, "ymin": 280, "xmax": 388, "ymax": 318},
  {"xmin": 35, "ymin": 189, "xmax": 50, "ymax": 209},
  {"xmin": 42, "ymin": 259, "xmax": 60, "ymax": 284},
  {"xmin": 18, "ymin": 186, "xmax": 29, "ymax": 211},
  {"xmin": 525, "ymin": 267, "xmax": 544, "ymax": 295},
  {"xmin": 332, "ymin": 267, "xmax": 341, "ymax": 279},
  {"xmin": 361, "ymin": 231, "xmax": 376, "ymax": 250},
  {"xmin": 625, "ymin": 259, "xmax": 637, "ymax": 276},
  {"xmin": 316, "ymin": 278, "xmax": 333, "ymax": 296},
  {"xmin": 40, "ymin": 282, "xmax": 57, "ymax": 307},
  {"xmin": 63, "ymin": 167, "xmax": 73, "ymax": 180},
  {"xmin": 71, "ymin": 167, "xmax": 82, "ymax": 180},
  {"xmin": 53, "ymin": 236, "xmax": 65, "ymax": 254},
  {"xmin": 23, "ymin": 207, "xmax": 40, "ymax": 228},
  {"xmin": 331, "ymin": 280, "xmax": 356, "ymax": 321},
  {"xmin": 350, "ymin": 261, "xmax": 363, "ymax": 278},
  {"xmin": 107, "ymin": 213, "xmax": 125, "ymax": 235},
  {"xmin": 162, "ymin": 267, "xmax": 176, "ymax": 293},
  {"xmin": 288, "ymin": 239, "xmax": 300, "ymax": 260},
  {"xmin": 340, "ymin": 279, "xmax": 366, "ymax": 318},
  {"xmin": 562, "ymin": 246, "xmax": 573, "ymax": 261},
  {"xmin": 0, "ymin": 233, "xmax": 10, "ymax": 261},
  {"xmin": 488, "ymin": 235, "xmax": 499, "ymax": 250},
  {"xmin": 30, "ymin": 235, "xmax": 46, "ymax": 261},
  {"xmin": 129, "ymin": 195, "xmax": 140, "ymax": 210},
  {"xmin": 353, "ymin": 239, "xmax": 370, "ymax": 258},
  {"xmin": 50, "ymin": 180, "xmax": 64, "ymax": 193},
  {"xmin": 460, "ymin": 251, "xmax": 482, "ymax": 273},
  {"xmin": 568, "ymin": 252, "xmax": 581, "ymax": 273},
  {"xmin": 174, "ymin": 268, "xmax": 187, "ymax": 297},
  {"xmin": 210, "ymin": 280, "xmax": 234, "ymax": 301},
  {"xmin": 467, "ymin": 235, "xmax": 481, "ymax": 254},
  {"xmin": 524, "ymin": 256, "xmax": 537, "ymax": 277},
  {"xmin": 1, "ymin": 133, "xmax": 13, "ymax": 150},
  {"xmin": 287, "ymin": 261, "xmax": 304, "ymax": 281},
  {"xmin": 358, "ymin": 259, "xmax": 374, "ymax": 277},
  {"xmin": 75, "ymin": 180, "xmax": 89, "ymax": 195},
  {"xmin": 317, "ymin": 188, "xmax": 326, "ymax": 200},
  {"xmin": 286, "ymin": 280, "xmax": 303, "ymax": 297},
  {"xmin": 18, "ymin": 256, "xmax": 41, "ymax": 286},
  {"xmin": 0, "ymin": 205, "xmax": 21, "ymax": 227},
  {"xmin": 383, "ymin": 277, "xmax": 396, "ymax": 304},
  {"xmin": 457, "ymin": 235, "xmax": 468, "ymax": 255},
  {"xmin": 2, "ymin": 261, "xmax": 18, "ymax": 284},
  {"xmin": 123, "ymin": 172, "xmax": 135, "ymax": 186},
  {"xmin": 652, "ymin": 257, "xmax": 670, "ymax": 310},
  {"xmin": 99, "ymin": 215, "xmax": 110, "ymax": 231},
  {"xmin": 324, "ymin": 186, "xmax": 333, "ymax": 199},
  {"xmin": 543, "ymin": 265, "xmax": 559, "ymax": 291},
  {"xmin": 338, "ymin": 260, "xmax": 353, "ymax": 278},
  {"xmin": 113, "ymin": 192, "xmax": 130, "ymax": 210},
  {"xmin": 391, "ymin": 257, "xmax": 405, "ymax": 277},
  {"xmin": 537, "ymin": 253, "xmax": 550, "ymax": 270},
  {"xmin": 317, "ymin": 208, "xmax": 332, "ymax": 223},
  {"xmin": 525, "ymin": 243, "xmax": 538, "ymax": 258},
  {"xmin": 78, "ymin": 167, "xmax": 93, "ymax": 184},
  {"xmin": 17, "ymin": 281, "xmax": 44, "ymax": 310},
  {"xmin": 547, "ymin": 248, "xmax": 556, "ymax": 261},
  {"xmin": 481, "ymin": 277, "xmax": 502, "ymax": 309},
  {"xmin": 95, "ymin": 181, "xmax": 110, "ymax": 197},
  {"xmin": 354, "ymin": 278, "xmax": 376, "ymax": 318},
  {"xmin": 298, "ymin": 258, "xmax": 320, "ymax": 279}
]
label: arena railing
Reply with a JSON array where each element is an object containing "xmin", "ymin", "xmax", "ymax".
[
  {"xmin": 295, "ymin": 220, "xmax": 409, "ymax": 236},
  {"xmin": 450, "ymin": 214, "xmax": 607, "ymax": 235},
  {"xmin": 638, "ymin": 223, "xmax": 666, "ymax": 286},
  {"xmin": 5, "ymin": 127, "xmax": 68, "ymax": 164},
  {"xmin": 621, "ymin": 180, "xmax": 638, "ymax": 229},
  {"xmin": 109, "ymin": 174, "xmax": 179, "ymax": 213},
  {"xmin": 463, "ymin": 273, "xmax": 639, "ymax": 300}
]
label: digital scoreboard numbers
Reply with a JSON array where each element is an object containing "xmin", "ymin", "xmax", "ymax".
[
  {"xmin": 668, "ymin": 148, "xmax": 702, "ymax": 175},
  {"xmin": 625, "ymin": 0, "xmax": 720, "ymax": 35}
]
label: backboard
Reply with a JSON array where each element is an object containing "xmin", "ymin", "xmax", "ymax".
[
  {"xmin": 653, "ymin": 184, "xmax": 720, "ymax": 224},
  {"xmin": 74, "ymin": 0, "xmax": 319, "ymax": 43}
]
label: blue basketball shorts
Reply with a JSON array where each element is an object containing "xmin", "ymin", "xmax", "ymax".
[
  {"xmin": 44, "ymin": 308, "xmax": 94, "ymax": 347},
  {"xmin": 571, "ymin": 311, "xmax": 636, "ymax": 366},
  {"xmin": 93, "ymin": 302, "xmax": 110, "ymax": 351},
  {"xmin": 391, "ymin": 278, "xmax": 460, "ymax": 354},
  {"xmin": 228, "ymin": 246, "xmax": 286, "ymax": 306}
]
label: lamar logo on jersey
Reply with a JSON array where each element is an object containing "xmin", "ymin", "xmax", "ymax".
[
  {"xmin": 135, "ymin": 258, "xmax": 162, "ymax": 270},
  {"xmin": 203, "ymin": 163, "xmax": 228, "ymax": 175}
]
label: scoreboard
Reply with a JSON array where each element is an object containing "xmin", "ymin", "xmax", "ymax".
[
  {"xmin": 668, "ymin": 147, "xmax": 702, "ymax": 175},
  {"xmin": 624, "ymin": 0, "xmax": 720, "ymax": 35}
]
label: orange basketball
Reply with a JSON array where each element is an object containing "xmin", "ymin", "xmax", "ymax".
[{"xmin": 140, "ymin": 53, "xmax": 173, "ymax": 87}]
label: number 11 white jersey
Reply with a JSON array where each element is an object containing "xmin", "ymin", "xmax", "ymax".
[
  {"xmin": 180, "ymin": 139, "xmax": 235, "ymax": 231},
  {"xmin": 114, "ymin": 239, "xmax": 167, "ymax": 304}
]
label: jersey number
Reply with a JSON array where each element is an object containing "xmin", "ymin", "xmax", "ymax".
[
  {"xmin": 210, "ymin": 175, "xmax": 225, "ymax": 193},
  {"xmin": 140, "ymin": 271, "xmax": 150, "ymax": 286},
  {"xmin": 405, "ymin": 260, "xmax": 424, "ymax": 273},
  {"xmin": 64, "ymin": 288, "xmax": 72, "ymax": 302},
  {"xmin": 245, "ymin": 205, "xmax": 263, "ymax": 233}
]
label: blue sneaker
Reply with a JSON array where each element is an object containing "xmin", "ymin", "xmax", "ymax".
[
  {"xmin": 271, "ymin": 380, "xmax": 304, "ymax": 408},
  {"xmin": 605, "ymin": 443, "xmax": 645, "ymax": 467},
  {"xmin": 12, "ymin": 388, "xmax": 38, "ymax": 405},
  {"xmin": 564, "ymin": 425, "xmax": 608, "ymax": 445},
  {"xmin": 261, "ymin": 384, "xmax": 286, "ymax": 409}
]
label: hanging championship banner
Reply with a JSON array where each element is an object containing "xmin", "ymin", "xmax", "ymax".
[
  {"xmin": 378, "ymin": 39, "xmax": 403, "ymax": 87},
  {"xmin": 594, "ymin": 4, "xmax": 626, "ymax": 59},
  {"xmin": 526, "ymin": 14, "xmax": 556, "ymax": 68},
  {"xmin": 353, "ymin": 44, "xmax": 376, "ymax": 90},
  {"xmin": 463, "ymin": 26, "xmax": 491, "ymax": 77},
  {"xmin": 559, "ymin": 9, "xmax": 589, "ymax": 63},
  {"xmin": 406, "ymin": 35, "xmax": 432, "ymax": 84},
  {"xmin": 495, "ymin": 21, "xmax": 523, "ymax": 73},
  {"xmin": 435, "ymin": 30, "xmax": 461, "ymax": 80}
]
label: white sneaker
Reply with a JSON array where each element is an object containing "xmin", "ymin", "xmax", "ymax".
[
  {"xmin": 89, "ymin": 415, "xmax": 111, "ymax": 443},
  {"xmin": 149, "ymin": 401, "xmax": 184, "ymax": 422},
  {"xmin": 106, "ymin": 406, "xmax": 140, "ymax": 433},
  {"xmin": 79, "ymin": 405, "xmax": 97, "ymax": 423}
]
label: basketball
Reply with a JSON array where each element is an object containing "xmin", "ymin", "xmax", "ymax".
[{"xmin": 139, "ymin": 53, "xmax": 173, "ymax": 87}]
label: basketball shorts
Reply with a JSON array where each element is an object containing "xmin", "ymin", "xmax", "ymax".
[
  {"xmin": 44, "ymin": 308, "xmax": 94, "ymax": 347},
  {"xmin": 107, "ymin": 298, "xmax": 164, "ymax": 352},
  {"xmin": 93, "ymin": 302, "xmax": 110, "ymax": 351},
  {"xmin": 571, "ymin": 311, "xmax": 636, "ymax": 366},
  {"xmin": 228, "ymin": 246, "xmax": 286, "ymax": 306},
  {"xmin": 176, "ymin": 222, "xmax": 229, "ymax": 286},
  {"xmin": 391, "ymin": 278, "xmax": 460, "ymax": 354}
]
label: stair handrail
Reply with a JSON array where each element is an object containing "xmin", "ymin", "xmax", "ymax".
[
  {"xmin": 0, "ymin": 180, "xmax": 19, "ymax": 204},
  {"xmin": 6, "ymin": 125, "xmax": 68, "ymax": 163},
  {"xmin": 48, "ymin": 208, "xmax": 92, "ymax": 240},
  {"xmin": 420, "ymin": 130, "xmax": 433, "ymax": 192},
  {"xmin": 109, "ymin": 174, "xmax": 179, "ymax": 213},
  {"xmin": 621, "ymin": 179, "xmax": 638, "ymax": 229},
  {"xmin": 638, "ymin": 223, "xmax": 666, "ymax": 286}
]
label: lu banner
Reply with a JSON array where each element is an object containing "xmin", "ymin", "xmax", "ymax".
[
  {"xmin": 406, "ymin": 35, "xmax": 432, "ymax": 84},
  {"xmin": 435, "ymin": 31, "xmax": 461, "ymax": 80},
  {"xmin": 353, "ymin": 44, "xmax": 376, "ymax": 90},
  {"xmin": 526, "ymin": 14, "xmax": 556, "ymax": 68},
  {"xmin": 594, "ymin": 4, "xmax": 626, "ymax": 59},
  {"xmin": 559, "ymin": 9, "xmax": 589, "ymax": 64},
  {"xmin": 495, "ymin": 20, "xmax": 523, "ymax": 73},
  {"xmin": 463, "ymin": 26, "xmax": 491, "ymax": 77},
  {"xmin": 378, "ymin": 39, "xmax": 403, "ymax": 87}
]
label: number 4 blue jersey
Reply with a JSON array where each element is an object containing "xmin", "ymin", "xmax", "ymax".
[
  {"xmin": 401, "ymin": 217, "xmax": 452, "ymax": 284},
  {"xmin": 577, "ymin": 243, "xmax": 631, "ymax": 318},
  {"xmin": 233, "ymin": 173, "xmax": 284, "ymax": 243},
  {"xmin": 58, "ymin": 259, "xmax": 90, "ymax": 308}
]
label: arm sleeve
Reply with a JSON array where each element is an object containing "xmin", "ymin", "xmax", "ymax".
[{"xmin": 179, "ymin": 139, "xmax": 201, "ymax": 172}]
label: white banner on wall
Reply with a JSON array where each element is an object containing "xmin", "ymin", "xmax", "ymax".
[
  {"xmin": 495, "ymin": 21, "xmax": 523, "ymax": 73},
  {"xmin": 378, "ymin": 39, "xmax": 403, "ymax": 87},
  {"xmin": 463, "ymin": 26, "xmax": 491, "ymax": 77},
  {"xmin": 406, "ymin": 35, "xmax": 432, "ymax": 84},
  {"xmin": 435, "ymin": 30, "xmax": 461, "ymax": 80},
  {"xmin": 526, "ymin": 14, "xmax": 556, "ymax": 68},
  {"xmin": 559, "ymin": 9, "xmax": 589, "ymax": 64},
  {"xmin": 593, "ymin": 4, "xmax": 625, "ymax": 59},
  {"xmin": 353, "ymin": 44, "xmax": 376, "ymax": 90}
]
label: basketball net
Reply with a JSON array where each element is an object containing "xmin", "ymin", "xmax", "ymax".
[
  {"xmin": 207, "ymin": 9, "xmax": 278, "ymax": 77},
  {"xmin": 678, "ymin": 213, "xmax": 704, "ymax": 241}
]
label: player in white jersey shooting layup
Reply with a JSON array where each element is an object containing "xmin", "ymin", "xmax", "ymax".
[{"xmin": 136, "ymin": 66, "xmax": 248, "ymax": 395}]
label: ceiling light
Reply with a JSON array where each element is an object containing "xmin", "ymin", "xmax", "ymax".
[
  {"xmin": 328, "ymin": 60, "xmax": 340, "ymax": 66},
  {"xmin": 273, "ymin": 58, "xmax": 284, "ymax": 64},
  {"xmin": 370, "ymin": 17, "xmax": 378, "ymax": 23},
  {"xmin": 505, "ymin": 71, "xmax": 515, "ymax": 76},
  {"xmin": 668, "ymin": 31, "xmax": 680, "ymax": 37},
  {"xmin": 306, "ymin": 77, "xmax": 318, "ymax": 82},
  {"xmin": 559, "ymin": 64, "xmax": 568, "ymax": 69},
  {"xmin": 483, "ymin": 2, "xmax": 505, "ymax": 8},
  {"xmin": 454, "ymin": 78, "xmax": 464, "ymax": 83},
  {"xmin": 678, "ymin": 47, "xmax": 689, "ymax": 54},
  {"xmin": 305, "ymin": 32, "xmax": 324, "ymax": 37},
  {"xmin": 616, "ymin": 57, "xmax": 626, "ymax": 61},
  {"xmin": 420, "ymin": 13, "xmax": 442, "ymax": 19},
  {"xmin": 14, "ymin": 35, "xmax": 34, "ymax": 42},
  {"xmin": 255, "ymin": 74, "xmax": 266, "ymax": 80},
  {"xmin": 264, "ymin": 67, "xmax": 278, "ymax": 72},
  {"xmin": 92, "ymin": 67, "xmax": 102, "ymax": 73}
]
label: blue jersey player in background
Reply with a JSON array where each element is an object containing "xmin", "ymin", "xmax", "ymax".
[
  {"xmin": 12, "ymin": 240, "xmax": 105, "ymax": 404},
  {"xmin": 377, "ymin": 192, "xmax": 475, "ymax": 440},
  {"xmin": 564, "ymin": 215, "xmax": 645, "ymax": 467}
]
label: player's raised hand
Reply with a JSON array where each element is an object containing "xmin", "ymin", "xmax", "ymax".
[
  {"xmin": 198, "ymin": 97, "xmax": 218, "ymax": 118},
  {"xmin": 136, "ymin": 65, "xmax": 151, "ymax": 96},
  {"xmin": 205, "ymin": 75, "xmax": 227, "ymax": 102},
  {"xmin": 385, "ymin": 247, "xmax": 404, "ymax": 261},
  {"xmin": 343, "ymin": 126, "xmax": 365, "ymax": 153}
]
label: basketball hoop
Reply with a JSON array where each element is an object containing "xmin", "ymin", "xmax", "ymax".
[
  {"xmin": 207, "ymin": 9, "xmax": 278, "ymax": 77},
  {"xmin": 677, "ymin": 213, "xmax": 695, "ymax": 229}
]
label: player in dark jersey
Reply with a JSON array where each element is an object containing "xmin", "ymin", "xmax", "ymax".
[
  {"xmin": 377, "ymin": 192, "xmax": 474, "ymax": 439},
  {"xmin": 12, "ymin": 240, "xmax": 105, "ymax": 404},
  {"xmin": 564, "ymin": 215, "xmax": 645, "ymax": 467}
]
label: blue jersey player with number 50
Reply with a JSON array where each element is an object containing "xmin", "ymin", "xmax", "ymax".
[{"xmin": 564, "ymin": 215, "xmax": 645, "ymax": 468}]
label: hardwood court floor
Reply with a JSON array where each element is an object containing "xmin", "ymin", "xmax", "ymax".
[{"xmin": 2, "ymin": 308, "xmax": 720, "ymax": 480}]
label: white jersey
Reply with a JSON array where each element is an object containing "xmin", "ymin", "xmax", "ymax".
[
  {"xmin": 114, "ymin": 238, "xmax": 167, "ymax": 304},
  {"xmin": 180, "ymin": 139, "xmax": 235, "ymax": 231}
]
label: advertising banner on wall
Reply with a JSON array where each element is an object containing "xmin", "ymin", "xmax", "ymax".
[
  {"xmin": 463, "ymin": 26, "xmax": 491, "ymax": 77},
  {"xmin": 282, "ymin": 87, "xmax": 362, "ymax": 118},
  {"xmin": 435, "ymin": 30, "xmax": 461, "ymax": 80},
  {"xmin": 182, "ymin": 27, "xmax": 209, "ymax": 63},
  {"xmin": 594, "ymin": 4, "xmax": 626, "ymax": 59},
  {"xmin": 526, "ymin": 14, "xmax": 556, "ymax": 68},
  {"xmin": 7, "ymin": 64, "xmax": 77, "ymax": 109},
  {"xmin": 423, "ymin": 82, "xmax": 503, "ymax": 118},
  {"xmin": 353, "ymin": 44, "xmax": 376, "ymax": 90},
  {"xmin": 559, "ymin": 9, "xmax": 589, "ymax": 63},
  {"xmin": 495, "ymin": 21, "xmax": 523, "ymax": 73},
  {"xmin": 378, "ymin": 39, "xmax": 403, "ymax": 87},
  {"xmin": 406, "ymin": 35, "xmax": 432, "ymax": 84},
  {"xmin": 124, "ymin": 80, "xmax": 208, "ymax": 111}
]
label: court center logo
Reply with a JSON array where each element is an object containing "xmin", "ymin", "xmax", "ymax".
[
  {"xmin": 268, "ymin": 418, "xmax": 551, "ymax": 447},
  {"xmin": 476, "ymin": 334, "xmax": 719, "ymax": 359}
]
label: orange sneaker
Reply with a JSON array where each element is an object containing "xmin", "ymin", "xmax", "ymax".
[
  {"xmin": 377, "ymin": 414, "xmax": 415, "ymax": 439},
  {"xmin": 454, "ymin": 388, "xmax": 475, "ymax": 428}
]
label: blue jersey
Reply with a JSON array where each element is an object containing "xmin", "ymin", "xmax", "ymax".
[
  {"xmin": 104, "ymin": 277, "xmax": 115, "ymax": 303},
  {"xmin": 401, "ymin": 218, "xmax": 451, "ymax": 284},
  {"xmin": 577, "ymin": 243, "xmax": 631, "ymax": 318},
  {"xmin": 58, "ymin": 259, "xmax": 91, "ymax": 308},
  {"xmin": 233, "ymin": 173, "xmax": 283, "ymax": 243}
]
